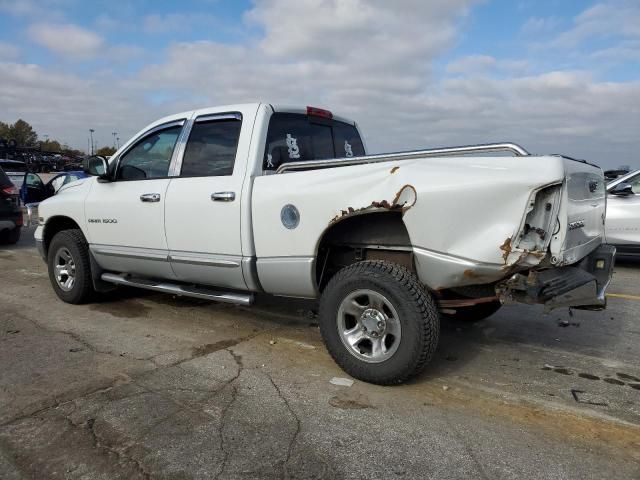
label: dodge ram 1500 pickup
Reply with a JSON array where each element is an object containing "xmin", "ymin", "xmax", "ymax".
[{"xmin": 35, "ymin": 103, "xmax": 615, "ymax": 384}]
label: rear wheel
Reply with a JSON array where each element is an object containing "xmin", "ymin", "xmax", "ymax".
[
  {"xmin": 47, "ymin": 229, "xmax": 95, "ymax": 304},
  {"xmin": 319, "ymin": 260, "xmax": 440, "ymax": 385}
]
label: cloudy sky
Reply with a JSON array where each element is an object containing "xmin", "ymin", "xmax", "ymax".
[{"xmin": 0, "ymin": 0, "xmax": 638, "ymax": 168}]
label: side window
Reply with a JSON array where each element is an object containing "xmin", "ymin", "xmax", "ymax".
[
  {"xmin": 26, "ymin": 173, "xmax": 44, "ymax": 188},
  {"xmin": 50, "ymin": 176, "xmax": 65, "ymax": 192},
  {"xmin": 333, "ymin": 122, "xmax": 365, "ymax": 158},
  {"xmin": 629, "ymin": 174, "xmax": 640, "ymax": 194},
  {"xmin": 117, "ymin": 125, "xmax": 182, "ymax": 181},
  {"xmin": 181, "ymin": 119, "xmax": 242, "ymax": 177}
]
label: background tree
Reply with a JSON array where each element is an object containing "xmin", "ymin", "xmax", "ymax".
[
  {"xmin": 0, "ymin": 121, "xmax": 9, "ymax": 141},
  {"xmin": 41, "ymin": 139, "xmax": 62, "ymax": 152},
  {"xmin": 9, "ymin": 119, "xmax": 38, "ymax": 146},
  {"xmin": 95, "ymin": 146, "xmax": 117, "ymax": 156}
]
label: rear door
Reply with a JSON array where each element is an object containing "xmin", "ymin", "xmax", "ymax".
[{"xmin": 164, "ymin": 111, "xmax": 249, "ymax": 290}]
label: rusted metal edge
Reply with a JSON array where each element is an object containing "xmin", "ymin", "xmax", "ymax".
[{"xmin": 329, "ymin": 184, "xmax": 417, "ymax": 225}]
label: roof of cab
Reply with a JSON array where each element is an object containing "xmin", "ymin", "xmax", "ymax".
[{"xmin": 154, "ymin": 103, "xmax": 357, "ymax": 127}]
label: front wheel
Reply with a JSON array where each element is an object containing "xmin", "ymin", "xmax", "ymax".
[
  {"xmin": 319, "ymin": 260, "xmax": 440, "ymax": 385},
  {"xmin": 47, "ymin": 229, "xmax": 95, "ymax": 304}
]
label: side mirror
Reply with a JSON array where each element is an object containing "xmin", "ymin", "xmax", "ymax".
[
  {"xmin": 84, "ymin": 155, "xmax": 109, "ymax": 179},
  {"xmin": 609, "ymin": 182, "xmax": 634, "ymax": 196}
]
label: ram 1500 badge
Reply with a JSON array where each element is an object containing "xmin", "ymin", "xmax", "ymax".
[{"xmin": 34, "ymin": 103, "xmax": 615, "ymax": 384}]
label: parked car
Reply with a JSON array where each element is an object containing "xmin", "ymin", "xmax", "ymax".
[
  {"xmin": 606, "ymin": 169, "xmax": 640, "ymax": 257},
  {"xmin": 0, "ymin": 164, "xmax": 22, "ymax": 244},
  {"xmin": 20, "ymin": 170, "xmax": 88, "ymax": 226},
  {"xmin": 34, "ymin": 103, "xmax": 614, "ymax": 384},
  {"xmin": 0, "ymin": 159, "xmax": 28, "ymax": 189}
]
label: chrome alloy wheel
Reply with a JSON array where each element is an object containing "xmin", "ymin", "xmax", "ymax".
[
  {"xmin": 337, "ymin": 289, "xmax": 402, "ymax": 363},
  {"xmin": 53, "ymin": 247, "xmax": 76, "ymax": 291}
]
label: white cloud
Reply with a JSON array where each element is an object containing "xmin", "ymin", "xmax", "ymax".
[
  {"xmin": 0, "ymin": 0, "xmax": 67, "ymax": 21},
  {"xmin": 521, "ymin": 16, "xmax": 560, "ymax": 35},
  {"xmin": 0, "ymin": 61, "xmax": 157, "ymax": 149},
  {"xmin": 0, "ymin": 0, "xmax": 638, "ymax": 169},
  {"xmin": 0, "ymin": 42, "xmax": 20, "ymax": 60},
  {"xmin": 446, "ymin": 55, "xmax": 496, "ymax": 74},
  {"xmin": 142, "ymin": 13, "xmax": 224, "ymax": 34},
  {"xmin": 27, "ymin": 22, "xmax": 104, "ymax": 59},
  {"xmin": 552, "ymin": 1, "xmax": 640, "ymax": 48}
]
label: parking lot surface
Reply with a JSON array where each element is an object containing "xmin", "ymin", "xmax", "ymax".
[{"xmin": 1, "ymin": 227, "xmax": 639, "ymax": 479}]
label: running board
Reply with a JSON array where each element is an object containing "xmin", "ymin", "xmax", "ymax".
[{"xmin": 100, "ymin": 273, "xmax": 254, "ymax": 306}]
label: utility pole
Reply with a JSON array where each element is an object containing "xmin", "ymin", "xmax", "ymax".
[
  {"xmin": 89, "ymin": 129, "xmax": 95, "ymax": 155},
  {"xmin": 112, "ymin": 132, "xmax": 118, "ymax": 148},
  {"xmin": 116, "ymin": 137, "xmax": 120, "ymax": 149}
]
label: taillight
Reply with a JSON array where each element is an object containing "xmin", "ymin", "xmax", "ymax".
[
  {"xmin": 1, "ymin": 185, "xmax": 18, "ymax": 196},
  {"xmin": 306, "ymin": 106, "xmax": 333, "ymax": 119}
]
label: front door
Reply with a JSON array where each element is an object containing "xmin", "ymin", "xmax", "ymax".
[
  {"xmin": 164, "ymin": 113, "xmax": 247, "ymax": 290},
  {"xmin": 22, "ymin": 173, "xmax": 47, "ymax": 204},
  {"xmin": 85, "ymin": 121, "xmax": 184, "ymax": 278}
]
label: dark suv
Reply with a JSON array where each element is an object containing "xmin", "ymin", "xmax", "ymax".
[{"xmin": 0, "ymin": 164, "xmax": 22, "ymax": 244}]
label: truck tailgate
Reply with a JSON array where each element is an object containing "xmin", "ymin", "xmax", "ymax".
[{"xmin": 554, "ymin": 158, "xmax": 606, "ymax": 265}]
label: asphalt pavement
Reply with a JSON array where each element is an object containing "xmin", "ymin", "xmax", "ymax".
[{"xmin": 1, "ymin": 226, "xmax": 639, "ymax": 479}]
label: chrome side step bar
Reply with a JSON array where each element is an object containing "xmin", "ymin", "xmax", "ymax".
[{"xmin": 101, "ymin": 273, "xmax": 254, "ymax": 306}]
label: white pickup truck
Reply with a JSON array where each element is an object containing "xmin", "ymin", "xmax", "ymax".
[{"xmin": 35, "ymin": 103, "xmax": 615, "ymax": 384}]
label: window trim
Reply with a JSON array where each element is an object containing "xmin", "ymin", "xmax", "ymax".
[
  {"xmin": 171, "ymin": 112, "xmax": 243, "ymax": 178},
  {"xmin": 112, "ymin": 119, "xmax": 186, "ymax": 182}
]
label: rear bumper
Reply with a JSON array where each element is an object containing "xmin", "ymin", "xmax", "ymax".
[{"xmin": 496, "ymin": 244, "xmax": 616, "ymax": 311}]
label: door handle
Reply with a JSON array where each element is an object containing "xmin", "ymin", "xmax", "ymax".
[
  {"xmin": 211, "ymin": 192, "xmax": 236, "ymax": 202},
  {"xmin": 140, "ymin": 193, "xmax": 161, "ymax": 202}
]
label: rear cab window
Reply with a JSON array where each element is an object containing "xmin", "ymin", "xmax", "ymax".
[{"xmin": 263, "ymin": 112, "xmax": 365, "ymax": 171}]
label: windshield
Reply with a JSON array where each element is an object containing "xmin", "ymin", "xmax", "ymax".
[{"xmin": 263, "ymin": 113, "xmax": 365, "ymax": 171}]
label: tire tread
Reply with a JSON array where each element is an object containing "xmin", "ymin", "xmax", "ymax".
[
  {"xmin": 319, "ymin": 260, "xmax": 439, "ymax": 385},
  {"xmin": 48, "ymin": 229, "xmax": 94, "ymax": 304}
]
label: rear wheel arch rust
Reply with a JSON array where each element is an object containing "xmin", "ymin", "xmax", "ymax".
[{"xmin": 314, "ymin": 211, "xmax": 414, "ymax": 291}]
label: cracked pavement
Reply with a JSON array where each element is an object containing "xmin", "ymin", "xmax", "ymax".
[{"xmin": 1, "ymin": 227, "xmax": 639, "ymax": 479}]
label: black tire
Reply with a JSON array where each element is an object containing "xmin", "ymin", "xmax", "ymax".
[
  {"xmin": 47, "ymin": 229, "xmax": 95, "ymax": 304},
  {"xmin": 319, "ymin": 260, "xmax": 440, "ymax": 385},
  {"xmin": 7, "ymin": 226, "xmax": 21, "ymax": 244},
  {"xmin": 440, "ymin": 301, "xmax": 502, "ymax": 322},
  {"xmin": 0, "ymin": 226, "xmax": 21, "ymax": 245}
]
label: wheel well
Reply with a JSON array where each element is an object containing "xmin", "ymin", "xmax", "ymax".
[
  {"xmin": 315, "ymin": 211, "xmax": 414, "ymax": 291},
  {"xmin": 43, "ymin": 216, "xmax": 82, "ymax": 257}
]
